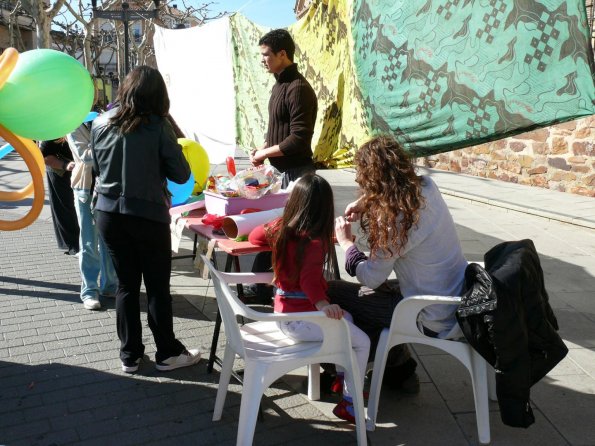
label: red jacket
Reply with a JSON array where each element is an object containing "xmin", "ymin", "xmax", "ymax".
[{"xmin": 249, "ymin": 220, "xmax": 328, "ymax": 313}]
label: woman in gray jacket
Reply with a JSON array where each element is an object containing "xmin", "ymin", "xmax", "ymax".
[
  {"xmin": 91, "ymin": 66, "xmax": 201, "ymax": 374},
  {"xmin": 331, "ymin": 136, "xmax": 468, "ymax": 389}
]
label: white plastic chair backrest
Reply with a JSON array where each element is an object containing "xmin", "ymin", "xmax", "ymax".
[
  {"xmin": 389, "ymin": 295, "xmax": 462, "ymax": 337},
  {"xmin": 390, "ymin": 261, "xmax": 484, "ymax": 337},
  {"xmin": 201, "ymin": 255, "xmax": 355, "ymax": 362},
  {"xmin": 202, "ymin": 255, "xmax": 254, "ymax": 358}
]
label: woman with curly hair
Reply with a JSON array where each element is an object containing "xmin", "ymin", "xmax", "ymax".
[{"xmin": 331, "ymin": 135, "xmax": 468, "ymax": 388}]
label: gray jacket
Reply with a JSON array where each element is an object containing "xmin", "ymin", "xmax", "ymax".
[{"xmin": 90, "ymin": 108, "xmax": 190, "ymax": 224}]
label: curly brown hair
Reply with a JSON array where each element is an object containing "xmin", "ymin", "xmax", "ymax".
[{"xmin": 355, "ymin": 136, "xmax": 425, "ymax": 257}]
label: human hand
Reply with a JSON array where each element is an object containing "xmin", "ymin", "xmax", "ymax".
[
  {"xmin": 334, "ymin": 216, "xmax": 354, "ymax": 249},
  {"xmin": 344, "ymin": 198, "xmax": 363, "ymax": 222},
  {"xmin": 317, "ymin": 302, "xmax": 344, "ymax": 320},
  {"xmin": 249, "ymin": 148, "xmax": 264, "ymax": 166}
]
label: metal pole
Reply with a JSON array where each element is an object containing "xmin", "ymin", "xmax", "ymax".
[
  {"xmin": 122, "ymin": 3, "xmax": 130, "ymax": 75},
  {"xmin": 123, "ymin": 18, "xmax": 130, "ymax": 75},
  {"xmin": 91, "ymin": 1, "xmax": 159, "ymax": 78}
]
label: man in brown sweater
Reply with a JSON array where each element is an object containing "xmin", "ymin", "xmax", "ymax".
[
  {"xmin": 247, "ymin": 30, "xmax": 318, "ymax": 305},
  {"xmin": 250, "ymin": 29, "xmax": 318, "ymax": 187}
]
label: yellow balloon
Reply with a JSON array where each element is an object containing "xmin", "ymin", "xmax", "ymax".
[{"xmin": 178, "ymin": 138, "xmax": 210, "ymax": 194}]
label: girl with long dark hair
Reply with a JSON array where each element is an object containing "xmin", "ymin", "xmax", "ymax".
[
  {"xmin": 249, "ymin": 173, "xmax": 370, "ymax": 423},
  {"xmin": 91, "ymin": 66, "xmax": 201, "ymax": 373}
]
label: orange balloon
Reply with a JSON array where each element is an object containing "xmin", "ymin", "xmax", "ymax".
[
  {"xmin": 0, "ymin": 48, "xmax": 18, "ymax": 89},
  {"xmin": 0, "ymin": 124, "xmax": 45, "ymax": 231}
]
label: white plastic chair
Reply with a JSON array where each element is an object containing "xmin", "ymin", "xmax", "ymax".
[
  {"xmin": 366, "ymin": 294, "xmax": 493, "ymax": 445},
  {"xmin": 202, "ymin": 255, "xmax": 367, "ymax": 446}
]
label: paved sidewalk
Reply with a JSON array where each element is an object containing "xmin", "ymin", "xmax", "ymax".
[
  {"xmin": 1, "ymin": 150, "xmax": 594, "ymax": 445},
  {"xmin": 419, "ymin": 167, "xmax": 595, "ymax": 230}
]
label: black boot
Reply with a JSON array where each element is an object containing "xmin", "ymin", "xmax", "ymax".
[{"xmin": 381, "ymin": 357, "xmax": 419, "ymax": 392}]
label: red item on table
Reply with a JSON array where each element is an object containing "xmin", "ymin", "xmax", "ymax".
[
  {"xmin": 226, "ymin": 156, "xmax": 236, "ymax": 177},
  {"xmin": 240, "ymin": 208, "xmax": 262, "ymax": 214},
  {"xmin": 202, "ymin": 213, "xmax": 226, "ymax": 229}
]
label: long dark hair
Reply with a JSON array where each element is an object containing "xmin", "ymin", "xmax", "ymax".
[
  {"xmin": 355, "ymin": 136, "xmax": 425, "ymax": 257},
  {"xmin": 267, "ymin": 174, "xmax": 335, "ymax": 282},
  {"xmin": 110, "ymin": 66, "xmax": 170, "ymax": 133}
]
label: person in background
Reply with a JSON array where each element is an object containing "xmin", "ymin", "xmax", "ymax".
[
  {"xmin": 249, "ymin": 174, "xmax": 370, "ymax": 423},
  {"xmin": 40, "ymin": 138, "xmax": 79, "ymax": 255},
  {"xmin": 91, "ymin": 66, "xmax": 202, "ymax": 374},
  {"xmin": 332, "ymin": 135, "xmax": 470, "ymax": 390},
  {"xmin": 248, "ymin": 28, "xmax": 319, "ymax": 303},
  {"xmin": 66, "ymin": 117, "xmax": 118, "ymax": 311},
  {"xmin": 249, "ymin": 28, "xmax": 318, "ymax": 187}
]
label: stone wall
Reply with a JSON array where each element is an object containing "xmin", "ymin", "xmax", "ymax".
[{"xmin": 421, "ymin": 115, "xmax": 595, "ymax": 197}]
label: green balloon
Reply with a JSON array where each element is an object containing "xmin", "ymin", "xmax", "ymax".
[{"xmin": 0, "ymin": 49, "xmax": 94, "ymax": 141}]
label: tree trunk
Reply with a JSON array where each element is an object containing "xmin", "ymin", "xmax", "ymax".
[
  {"xmin": 83, "ymin": 27, "xmax": 94, "ymax": 71},
  {"xmin": 21, "ymin": 0, "xmax": 67, "ymax": 49},
  {"xmin": 22, "ymin": 0, "xmax": 49, "ymax": 48},
  {"xmin": 8, "ymin": 5, "xmax": 27, "ymax": 51}
]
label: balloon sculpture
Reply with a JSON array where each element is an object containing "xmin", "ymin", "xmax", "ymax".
[{"xmin": 0, "ymin": 48, "xmax": 94, "ymax": 231}]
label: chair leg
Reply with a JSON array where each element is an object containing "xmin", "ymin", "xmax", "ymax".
[
  {"xmin": 365, "ymin": 332, "xmax": 393, "ymax": 431},
  {"xmin": 470, "ymin": 350, "xmax": 491, "ymax": 445},
  {"xmin": 213, "ymin": 343, "xmax": 235, "ymax": 421},
  {"xmin": 308, "ymin": 363, "xmax": 320, "ymax": 401},
  {"xmin": 207, "ymin": 311, "xmax": 222, "ymax": 373},
  {"xmin": 236, "ymin": 364, "xmax": 267, "ymax": 446},
  {"xmin": 343, "ymin": 355, "xmax": 367, "ymax": 445}
]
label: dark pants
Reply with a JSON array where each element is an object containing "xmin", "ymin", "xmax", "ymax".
[
  {"xmin": 326, "ymin": 279, "xmax": 413, "ymax": 367},
  {"xmin": 281, "ymin": 164, "xmax": 316, "ymax": 188},
  {"xmin": 95, "ymin": 211, "xmax": 185, "ymax": 363},
  {"xmin": 46, "ymin": 170, "xmax": 79, "ymax": 252},
  {"xmin": 250, "ymin": 251, "xmax": 274, "ymax": 301}
]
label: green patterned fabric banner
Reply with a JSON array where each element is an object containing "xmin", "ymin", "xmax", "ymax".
[
  {"xmin": 230, "ymin": 14, "xmax": 274, "ymax": 150},
  {"xmin": 350, "ymin": 0, "xmax": 595, "ymax": 157},
  {"xmin": 231, "ymin": 0, "xmax": 595, "ymax": 167}
]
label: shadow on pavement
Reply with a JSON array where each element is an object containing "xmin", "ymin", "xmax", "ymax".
[{"xmin": 0, "ymin": 360, "xmax": 358, "ymax": 446}]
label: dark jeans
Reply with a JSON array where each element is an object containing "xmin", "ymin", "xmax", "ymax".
[
  {"xmin": 95, "ymin": 211, "xmax": 186, "ymax": 363},
  {"xmin": 326, "ymin": 279, "xmax": 413, "ymax": 366}
]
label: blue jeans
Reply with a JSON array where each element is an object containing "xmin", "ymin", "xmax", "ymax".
[{"xmin": 73, "ymin": 189, "xmax": 117, "ymax": 301}]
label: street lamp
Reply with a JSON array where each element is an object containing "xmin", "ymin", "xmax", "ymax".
[{"xmin": 90, "ymin": 0, "xmax": 160, "ymax": 76}]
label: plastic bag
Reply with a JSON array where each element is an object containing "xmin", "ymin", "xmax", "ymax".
[
  {"xmin": 233, "ymin": 165, "xmax": 282, "ymax": 199},
  {"xmin": 205, "ymin": 174, "xmax": 239, "ymax": 197}
]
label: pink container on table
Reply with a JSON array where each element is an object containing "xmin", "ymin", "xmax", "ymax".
[{"xmin": 204, "ymin": 191, "xmax": 289, "ymax": 216}]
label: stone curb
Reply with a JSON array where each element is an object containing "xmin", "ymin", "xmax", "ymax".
[{"xmin": 439, "ymin": 188, "xmax": 595, "ymax": 231}]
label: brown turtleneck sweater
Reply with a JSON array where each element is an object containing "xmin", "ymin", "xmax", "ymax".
[{"xmin": 265, "ymin": 63, "xmax": 318, "ymax": 172}]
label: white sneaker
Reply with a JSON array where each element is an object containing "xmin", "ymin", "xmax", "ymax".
[
  {"xmin": 83, "ymin": 298, "xmax": 101, "ymax": 310},
  {"xmin": 122, "ymin": 358, "xmax": 141, "ymax": 373},
  {"xmin": 156, "ymin": 349, "xmax": 201, "ymax": 371}
]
